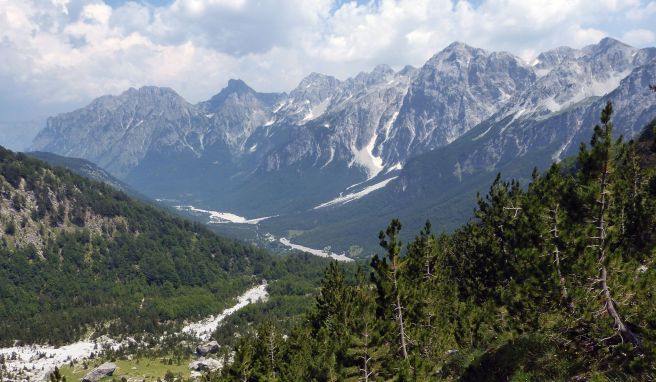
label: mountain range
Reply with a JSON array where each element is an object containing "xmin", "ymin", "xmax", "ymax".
[{"xmin": 31, "ymin": 37, "xmax": 656, "ymax": 256}]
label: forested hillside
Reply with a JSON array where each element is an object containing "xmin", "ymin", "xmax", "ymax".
[
  {"xmin": 212, "ymin": 104, "xmax": 656, "ymax": 381},
  {"xmin": 26, "ymin": 151, "xmax": 138, "ymax": 197},
  {"xmin": 0, "ymin": 147, "xmax": 329, "ymax": 345}
]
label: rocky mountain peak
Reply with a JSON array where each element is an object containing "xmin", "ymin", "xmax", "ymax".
[
  {"xmin": 89, "ymin": 86, "xmax": 188, "ymax": 112},
  {"xmin": 291, "ymin": 73, "xmax": 340, "ymax": 97},
  {"xmin": 429, "ymin": 41, "xmax": 483, "ymax": 62},
  {"xmin": 533, "ymin": 46, "xmax": 580, "ymax": 75},
  {"xmin": 371, "ymin": 64, "xmax": 395, "ymax": 77},
  {"xmin": 443, "ymin": 40, "xmax": 477, "ymax": 52},
  {"xmin": 594, "ymin": 36, "xmax": 632, "ymax": 51},
  {"xmin": 204, "ymin": 79, "xmax": 261, "ymax": 111},
  {"xmin": 125, "ymin": 85, "xmax": 181, "ymax": 97},
  {"xmin": 383, "ymin": 40, "xmax": 535, "ymax": 165},
  {"xmin": 581, "ymin": 37, "xmax": 638, "ymax": 74},
  {"xmin": 398, "ymin": 65, "xmax": 418, "ymax": 77},
  {"xmin": 348, "ymin": 64, "xmax": 397, "ymax": 88},
  {"xmin": 226, "ymin": 79, "xmax": 255, "ymax": 93}
]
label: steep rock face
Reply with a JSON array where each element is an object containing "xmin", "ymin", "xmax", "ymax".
[
  {"xmin": 198, "ymin": 79, "xmax": 283, "ymax": 150},
  {"xmin": 385, "ymin": 42, "xmax": 536, "ymax": 165},
  {"xmin": 258, "ymin": 65, "xmax": 414, "ymax": 178},
  {"xmin": 32, "ymin": 84, "xmax": 283, "ymax": 179},
  {"xmin": 394, "ymin": 63, "xmax": 655, "ymax": 221},
  {"xmin": 462, "ymin": 38, "xmax": 656, "ymax": 176},
  {"xmin": 32, "ymin": 87, "xmax": 200, "ymax": 177},
  {"xmin": 493, "ymin": 38, "xmax": 650, "ymax": 125},
  {"xmin": 272, "ymin": 73, "xmax": 341, "ymax": 126}
]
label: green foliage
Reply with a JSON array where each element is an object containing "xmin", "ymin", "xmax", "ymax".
[
  {"xmin": 0, "ymin": 146, "xmax": 315, "ymax": 345},
  {"xmin": 4, "ymin": 220, "xmax": 15, "ymax": 235},
  {"xmin": 214, "ymin": 108, "xmax": 656, "ymax": 381},
  {"xmin": 213, "ymin": 252, "xmax": 352, "ymax": 348},
  {"xmin": 49, "ymin": 366, "xmax": 66, "ymax": 382}
]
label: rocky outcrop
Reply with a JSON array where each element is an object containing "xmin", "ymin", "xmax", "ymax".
[
  {"xmin": 82, "ymin": 362, "xmax": 117, "ymax": 382},
  {"xmin": 188, "ymin": 357, "xmax": 222, "ymax": 371},
  {"xmin": 195, "ymin": 340, "xmax": 220, "ymax": 356}
]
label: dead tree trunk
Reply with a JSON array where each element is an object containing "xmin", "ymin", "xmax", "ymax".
[
  {"xmin": 423, "ymin": 241, "xmax": 433, "ymax": 280},
  {"xmin": 594, "ymin": 154, "xmax": 640, "ymax": 347},
  {"xmin": 359, "ymin": 323, "xmax": 373, "ymax": 382},
  {"xmin": 268, "ymin": 328, "xmax": 277, "ymax": 378},
  {"xmin": 391, "ymin": 255, "xmax": 409, "ymax": 360},
  {"xmin": 548, "ymin": 204, "xmax": 570, "ymax": 304}
]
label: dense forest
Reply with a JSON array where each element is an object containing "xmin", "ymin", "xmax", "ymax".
[
  {"xmin": 211, "ymin": 103, "xmax": 656, "ymax": 381},
  {"xmin": 0, "ymin": 147, "xmax": 332, "ymax": 345}
]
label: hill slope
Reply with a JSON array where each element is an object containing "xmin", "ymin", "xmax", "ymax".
[
  {"xmin": 26, "ymin": 151, "xmax": 138, "ymax": 196},
  {"xmin": 0, "ymin": 146, "xmax": 270, "ymax": 345}
]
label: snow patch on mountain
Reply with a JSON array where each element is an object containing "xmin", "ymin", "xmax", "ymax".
[
  {"xmin": 473, "ymin": 125, "xmax": 494, "ymax": 140},
  {"xmin": 314, "ymin": 176, "xmax": 397, "ymax": 209},
  {"xmin": 175, "ymin": 205, "xmax": 273, "ymax": 224},
  {"xmin": 589, "ymin": 70, "xmax": 631, "ymax": 96},
  {"xmin": 552, "ymin": 131, "xmax": 577, "ymax": 162},
  {"xmin": 385, "ymin": 162, "xmax": 403, "ymax": 173},
  {"xmin": 383, "ymin": 111, "xmax": 399, "ymax": 141},
  {"xmin": 308, "ymin": 97, "xmax": 332, "ymax": 121},
  {"xmin": 499, "ymin": 109, "xmax": 527, "ymax": 134},
  {"xmin": 541, "ymin": 70, "xmax": 631, "ymax": 114},
  {"xmin": 351, "ymin": 131, "xmax": 384, "ymax": 179},
  {"xmin": 279, "ymin": 238, "xmax": 353, "ymax": 262},
  {"xmin": 322, "ymin": 147, "xmax": 335, "ymax": 168}
]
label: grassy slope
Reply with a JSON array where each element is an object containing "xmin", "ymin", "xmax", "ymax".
[{"xmin": 59, "ymin": 356, "xmax": 192, "ymax": 382}]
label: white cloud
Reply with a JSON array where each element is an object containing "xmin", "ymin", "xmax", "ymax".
[
  {"xmin": 622, "ymin": 28, "xmax": 656, "ymax": 46},
  {"xmin": 572, "ymin": 27, "xmax": 607, "ymax": 46},
  {"xmin": 0, "ymin": 0, "xmax": 655, "ymax": 121}
]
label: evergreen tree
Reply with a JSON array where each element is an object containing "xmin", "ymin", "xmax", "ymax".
[
  {"xmin": 371, "ymin": 219, "xmax": 410, "ymax": 363},
  {"xmin": 49, "ymin": 367, "xmax": 66, "ymax": 382},
  {"xmin": 577, "ymin": 101, "xmax": 641, "ymax": 347}
]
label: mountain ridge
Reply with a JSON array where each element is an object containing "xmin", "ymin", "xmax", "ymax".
[{"xmin": 30, "ymin": 37, "xmax": 656, "ymax": 255}]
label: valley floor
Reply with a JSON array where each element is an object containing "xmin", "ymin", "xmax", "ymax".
[{"xmin": 0, "ymin": 284, "xmax": 268, "ymax": 381}]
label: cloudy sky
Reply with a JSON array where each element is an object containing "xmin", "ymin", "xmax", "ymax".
[{"xmin": 1, "ymin": 0, "xmax": 656, "ymax": 129}]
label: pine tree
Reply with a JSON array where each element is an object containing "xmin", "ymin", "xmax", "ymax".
[
  {"xmin": 578, "ymin": 101, "xmax": 641, "ymax": 347},
  {"xmin": 49, "ymin": 367, "xmax": 66, "ymax": 382},
  {"xmin": 374, "ymin": 219, "xmax": 410, "ymax": 361},
  {"xmin": 614, "ymin": 139, "xmax": 652, "ymax": 251},
  {"xmin": 313, "ymin": 261, "xmax": 351, "ymax": 333},
  {"xmin": 530, "ymin": 164, "xmax": 573, "ymax": 308}
]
